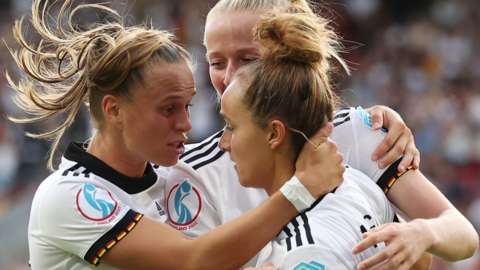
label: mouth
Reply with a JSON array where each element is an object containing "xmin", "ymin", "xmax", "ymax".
[{"xmin": 167, "ymin": 140, "xmax": 186, "ymax": 155}]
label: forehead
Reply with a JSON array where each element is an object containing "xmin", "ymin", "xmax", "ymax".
[
  {"xmin": 221, "ymin": 78, "xmax": 248, "ymax": 114},
  {"xmin": 135, "ymin": 62, "xmax": 195, "ymax": 98},
  {"xmin": 205, "ymin": 11, "xmax": 261, "ymax": 51}
]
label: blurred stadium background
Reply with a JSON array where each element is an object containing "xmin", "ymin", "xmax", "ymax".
[{"xmin": 0, "ymin": 0, "xmax": 479, "ymax": 269}]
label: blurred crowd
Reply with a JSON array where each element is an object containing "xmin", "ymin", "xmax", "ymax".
[{"xmin": 0, "ymin": 0, "xmax": 478, "ymax": 269}]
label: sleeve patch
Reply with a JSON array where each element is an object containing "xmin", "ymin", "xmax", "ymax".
[
  {"xmin": 84, "ymin": 210, "xmax": 143, "ymax": 266},
  {"xmin": 355, "ymin": 107, "xmax": 373, "ymax": 128}
]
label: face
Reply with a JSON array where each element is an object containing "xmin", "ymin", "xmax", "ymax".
[
  {"xmin": 219, "ymin": 78, "xmax": 274, "ymax": 188},
  {"xmin": 119, "ymin": 62, "xmax": 195, "ymax": 166},
  {"xmin": 205, "ymin": 11, "xmax": 261, "ymax": 95}
]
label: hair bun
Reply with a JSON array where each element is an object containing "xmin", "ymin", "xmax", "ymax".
[
  {"xmin": 254, "ymin": 9, "xmax": 347, "ymax": 74},
  {"xmin": 256, "ymin": 13, "xmax": 323, "ymax": 65}
]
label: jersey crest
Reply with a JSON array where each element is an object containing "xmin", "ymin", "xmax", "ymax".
[
  {"xmin": 75, "ymin": 183, "xmax": 120, "ymax": 223},
  {"xmin": 167, "ymin": 180, "xmax": 202, "ymax": 230}
]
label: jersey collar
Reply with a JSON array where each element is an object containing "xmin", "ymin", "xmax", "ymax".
[{"xmin": 63, "ymin": 142, "xmax": 157, "ymax": 194}]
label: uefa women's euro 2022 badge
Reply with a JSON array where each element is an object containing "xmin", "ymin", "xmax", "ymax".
[
  {"xmin": 76, "ymin": 183, "xmax": 121, "ymax": 224},
  {"xmin": 166, "ymin": 180, "xmax": 202, "ymax": 230}
]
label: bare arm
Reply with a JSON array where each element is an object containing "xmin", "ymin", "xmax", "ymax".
[
  {"xmin": 103, "ymin": 124, "xmax": 344, "ymax": 269},
  {"xmin": 104, "ymin": 192, "xmax": 296, "ymax": 269},
  {"xmin": 389, "ymin": 170, "xmax": 478, "ymax": 260},
  {"xmin": 353, "ymin": 170, "xmax": 478, "ymax": 270}
]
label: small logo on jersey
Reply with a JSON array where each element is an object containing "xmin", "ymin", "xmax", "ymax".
[
  {"xmin": 294, "ymin": 261, "xmax": 325, "ymax": 270},
  {"xmin": 356, "ymin": 107, "xmax": 373, "ymax": 128},
  {"xmin": 167, "ymin": 180, "xmax": 202, "ymax": 230},
  {"xmin": 76, "ymin": 183, "xmax": 119, "ymax": 222},
  {"xmin": 155, "ymin": 200, "xmax": 166, "ymax": 216}
]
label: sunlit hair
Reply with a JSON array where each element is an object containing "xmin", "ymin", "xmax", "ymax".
[
  {"xmin": 7, "ymin": 0, "xmax": 191, "ymax": 170},
  {"xmin": 205, "ymin": 0, "xmax": 314, "ymax": 44},
  {"xmin": 234, "ymin": 3, "xmax": 349, "ymax": 156}
]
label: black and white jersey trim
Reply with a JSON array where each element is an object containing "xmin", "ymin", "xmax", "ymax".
[
  {"xmin": 181, "ymin": 130, "xmax": 225, "ymax": 170},
  {"xmin": 62, "ymin": 164, "xmax": 91, "ymax": 178},
  {"xmin": 281, "ymin": 188, "xmax": 336, "ymax": 251},
  {"xmin": 282, "ymin": 213, "xmax": 315, "ymax": 251},
  {"xmin": 63, "ymin": 142, "xmax": 157, "ymax": 194},
  {"xmin": 333, "ymin": 108, "xmax": 351, "ymax": 127},
  {"xmin": 181, "ymin": 130, "xmax": 223, "ymax": 160}
]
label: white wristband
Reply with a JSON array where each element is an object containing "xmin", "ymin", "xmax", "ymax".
[{"xmin": 280, "ymin": 175, "xmax": 316, "ymax": 212}]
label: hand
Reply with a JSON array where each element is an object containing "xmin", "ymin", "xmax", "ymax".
[
  {"xmin": 352, "ymin": 220, "xmax": 433, "ymax": 270},
  {"xmin": 295, "ymin": 122, "xmax": 344, "ymax": 198},
  {"xmin": 367, "ymin": 105, "xmax": 420, "ymax": 172},
  {"xmin": 244, "ymin": 262, "xmax": 276, "ymax": 270}
]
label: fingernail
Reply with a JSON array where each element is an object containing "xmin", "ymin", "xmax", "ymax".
[
  {"xmin": 398, "ymin": 165, "xmax": 405, "ymax": 172},
  {"xmin": 372, "ymin": 123, "xmax": 380, "ymax": 129}
]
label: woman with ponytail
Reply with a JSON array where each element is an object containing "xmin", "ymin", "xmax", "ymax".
[
  {"xmin": 11, "ymin": 0, "xmax": 346, "ymax": 269},
  {"xmin": 217, "ymin": 5, "xmax": 478, "ymax": 270}
]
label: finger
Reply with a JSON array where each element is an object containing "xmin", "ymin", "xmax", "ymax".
[
  {"xmin": 397, "ymin": 260, "xmax": 412, "ymax": 270},
  {"xmin": 356, "ymin": 242, "xmax": 402, "ymax": 270},
  {"xmin": 397, "ymin": 147, "xmax": 415, "ymax": 173},
  {"xmin": 375, "ymin": 251, "xmax": 407, "ymax": 270},
  {"xmin": 302, "ymin": 123, "xmax": 332, "ymax": 152},
  {"xmin": 352, "ymin": 225, "xmax": 389, "ymax": 254},
  {"xmin": 371, "ymin": 123, "xmax": 402, "ymax": 163},
  {"xmin": 367, "ymin": 106, "xmax": 384, "ymax": 130},
  {"xmin": 378, "ymin": 132, "xmax": 408, "ymax": 169},
  {"xmin": 412, "ymin": 148, "xmax": 420, "ymax": 169},
  {"xmin": 314, "ymin": 121, "xmax": 333, "ymax": 139}
]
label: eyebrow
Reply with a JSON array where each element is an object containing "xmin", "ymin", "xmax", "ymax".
[
  {"xmin": 205, "ymin": 47, "xmax": 259, "ymax": 60},
  {"xmin": 162, "ymin": 88, "xmax": 196, "ymax": 101}
]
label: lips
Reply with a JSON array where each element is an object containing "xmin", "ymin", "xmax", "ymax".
[{"xmin": 167, "ymin": 140, "xmax": 186, "ymax": 155}]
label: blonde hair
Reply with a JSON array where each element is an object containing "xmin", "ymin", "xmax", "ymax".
[
  {"xmin": 235, "ymin": 3, "xmax": 349, "ymax": 156},
  {"xmin": 7, "ymin": 0, "xmax": 191, "ymax": 170},
  {"xmin": 205, "ymin": 0, "xmax": 315, "ymax": 43}
]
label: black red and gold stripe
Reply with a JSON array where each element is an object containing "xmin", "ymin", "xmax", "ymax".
[
  {"xmin": 84, "ymin": 210, "xmax": 143, "ymax": 266},
  {"xmin": 377, "ymin": 158, "xmax": 414, "ymax": 194}
]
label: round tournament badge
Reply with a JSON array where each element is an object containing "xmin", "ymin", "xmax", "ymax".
[
  {"xmin": 76, "ymin": 183, "xmax": 118, "ymax": 222},
  {"xmin": 167, "ymin": 180, "xmax": 202, "ymax": 229}
]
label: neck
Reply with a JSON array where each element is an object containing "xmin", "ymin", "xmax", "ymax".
[
  {"xmin": 264, "ymin": 154, "xmax": 295, "ymax": 196},
  {"xmin": 87, "ymin": 131, "xmax": 147, "ymax": 178}
]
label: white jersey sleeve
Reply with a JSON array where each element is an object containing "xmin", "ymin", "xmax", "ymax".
[
  {"xmin": 28, "ymin": 174, "xmax": 142, "ymax": 268},
  {"xmin": 332, "ymin": 107, "xmax": 404, "ymax": 193}
]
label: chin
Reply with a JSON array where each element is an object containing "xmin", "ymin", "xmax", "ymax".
[
  {"xmin": 238, "ymin": 176, "xmax": 261, "ymax": 189},
  {"xmin": 153, "ymin": 156, "xmax": 179, "ymax": 167}
]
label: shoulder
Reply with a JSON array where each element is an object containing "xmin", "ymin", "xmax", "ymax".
[{"xmin": 180, "ymin": 130, "xmax": 226, "ymax": 171}]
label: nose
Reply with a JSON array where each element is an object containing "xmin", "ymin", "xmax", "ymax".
[
  {"xmin": 222, "ymin": 62, "xmax": 237, "ymax": 94},
  {"xmin": 175, "ymin": 109, "xmax": 192, "ymax": 133},
  {"xmin": 219, "ymin": 130, "xmax": 231, "ymax": 152}
]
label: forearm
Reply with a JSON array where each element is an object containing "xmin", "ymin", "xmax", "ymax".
[
  {"xmin": 188, "ymin": 191, "xmax": 297, "ymax": 269},
  {"xmin": 420, "ymin": 209, "xmax": 478, "ymax": 261}
]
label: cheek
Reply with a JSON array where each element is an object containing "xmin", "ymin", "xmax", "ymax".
[{"xmin": 209, "ymin": 68, "xmax": 225, "ymax": 95}]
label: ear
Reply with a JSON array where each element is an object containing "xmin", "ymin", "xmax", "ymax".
[
  {"xmin": 267, "ymin": 119, "xmax": 287, "ymax": 150},
  {"xmin": 102, "ymin": 94, "xmax": 122, "ymax": 126}
]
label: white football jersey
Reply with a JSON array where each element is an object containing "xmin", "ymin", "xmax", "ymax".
[
  {"xmin": 256, "ymin": 167, "xmax": 396, "ymax": 269},
  {"xmin": 165, "ymin": 107, "xmax": 401, "ymax": 237},
  {"xmin": 28, "ymin": 143, "xmax": 168, "ymax": 270}
]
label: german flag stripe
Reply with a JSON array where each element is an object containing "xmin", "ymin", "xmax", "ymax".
[{"xmin": 84, "ymin": 210, "xmax": 143, "ymax": 266}]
